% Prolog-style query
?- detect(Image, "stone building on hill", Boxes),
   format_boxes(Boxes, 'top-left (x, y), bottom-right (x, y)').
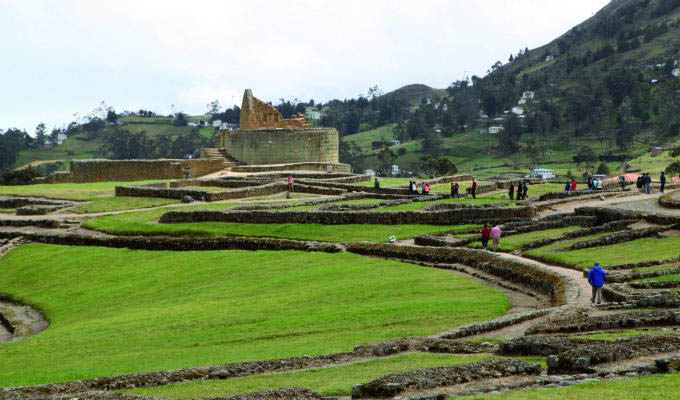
top-left (206, 89), bottom-right (348, 172)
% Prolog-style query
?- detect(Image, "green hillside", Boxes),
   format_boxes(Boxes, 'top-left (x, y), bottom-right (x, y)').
top-left (12, 116), bottom-right (214, 170)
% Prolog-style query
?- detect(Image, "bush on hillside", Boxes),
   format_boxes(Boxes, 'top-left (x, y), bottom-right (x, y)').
top-left (0, 167), bottom-right (41, 185)
top-left (596, 162), bottom-right (611, 175)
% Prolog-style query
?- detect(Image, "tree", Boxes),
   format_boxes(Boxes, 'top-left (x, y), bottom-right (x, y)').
top-left (666, 161), bottom-right (680, 177)
top-left (419, 155), bottom-right (437, 177)
top-left (35, 123), bottom-right (47, 146)
top-left (421, 131), bottom-right (443, 158)
top-left (498, 115), bottom-right (523, 153)
top-left (339, 141), bottom-right (366, 172)
top-left (596, 162), bottom-right (611, 175)
top-left (207, 100), bottom-right (221, 115)
top-left (0, 128), bottom-right (29, 170)
top-left (173, 112), bottom-right (188, 127)
top-left (106, 109), bottom-right (118, 124)
top-left (435, 158), bottom-right (457, 176)
top-left (377, 146), bottom-right (397, 175)
top-left (573, 146), bottom-right (598, 165)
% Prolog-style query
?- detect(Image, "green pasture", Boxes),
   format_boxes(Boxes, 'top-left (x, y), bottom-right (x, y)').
top-left (468, 226), bottom-right (581, 251)
top-left (69, 197), bottom-right (180, 213)
top-left (0, 181), bottom-right (168, 201)
top-left (465, 373), bottom-right (680, 399)
top-left (0, 244), bottom-right (509, 387)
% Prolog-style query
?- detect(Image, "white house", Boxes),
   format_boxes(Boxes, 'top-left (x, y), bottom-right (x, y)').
top-left (673, 68), bottom-right (680, 77)
top-left (522, 91), bottom-right (535, 100)
top-left (545, 55), bottom-right (554, 62)
top-left (56, 133), bottom-right (67, 145)
top-left (528, 168), bottom-right (555, 179)
top-left (391, 165), bottom-right (400, 176)
top-left (512, 106), bottom-right (524, 115)
top-left (388, 140), bottom-right (400, 146)
top-left (188, 122), bottom-right (199, 127)
top-left (212, 119), bottom-right (222, 128)
top-left (518, 98), bottom-right (527, 105)
top-left (487, 126), bottom-right (504, 135)
top-left (305, 109), bottom-right (321, 120)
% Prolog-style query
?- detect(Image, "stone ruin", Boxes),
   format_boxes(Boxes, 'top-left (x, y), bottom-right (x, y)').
top-left (210, 89), bottom-right (346, 170)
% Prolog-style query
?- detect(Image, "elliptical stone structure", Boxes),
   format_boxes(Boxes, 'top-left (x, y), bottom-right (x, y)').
top-left (212, 90), bottom-right (347, 171)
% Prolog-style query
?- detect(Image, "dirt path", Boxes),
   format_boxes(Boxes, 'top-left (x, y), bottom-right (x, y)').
top-left (538, 192), bottom-right (662, 217)
top-left (492, 252), bottom-right (591, 308)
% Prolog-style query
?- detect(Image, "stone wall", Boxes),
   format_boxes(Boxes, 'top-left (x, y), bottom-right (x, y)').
top-left (218, 128), bottom-right (340, 165)
top-left (231, 161), bottom-right (350, 173)
top-left (41, 159), bottom-right (225, 183)
top-left (238, 89), bottom-right (310, 130)
top-left (159, 206), bottom-right (535, 226)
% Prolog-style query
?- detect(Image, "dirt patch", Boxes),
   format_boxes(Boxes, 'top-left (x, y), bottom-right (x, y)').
top-left (0, 300), bottom-right (49, 343)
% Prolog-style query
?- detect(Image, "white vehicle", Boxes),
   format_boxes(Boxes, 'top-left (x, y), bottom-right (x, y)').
top-left (528, 168), bottom-right (556, 180)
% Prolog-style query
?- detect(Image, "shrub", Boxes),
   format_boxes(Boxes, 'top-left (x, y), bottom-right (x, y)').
top-left (0, 167), bottom-right (41, 185)
top-left (596, 162), bottom-right (611, 175)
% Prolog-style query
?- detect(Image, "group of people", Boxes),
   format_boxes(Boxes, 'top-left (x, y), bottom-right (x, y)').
top-left (480, 224), bottom-right (503, 251)
top-left (508, 181), bottom-right (529, 200)
top-left (449, 182), bottom-right (461, 198)
top-left (586, 176), bottom-right (601, 191)
top-left (403, 179), bottom-right (431, 195)
top-left (636, 172), bottom-right (667, 194)
top-left (564, 179), bottom-right (578, 192)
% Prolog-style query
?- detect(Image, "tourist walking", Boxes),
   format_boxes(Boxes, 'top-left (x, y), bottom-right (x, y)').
top-left (564, 181), bottom-right (571, 192)
top-left (421, 182), bottom-right (426, 195)
top-left (508, 182), bottom-right (515, 200)
top-left (374, 178), bottom-right (380, 194)
top-left (660, 171), bottom-right (666, 193)
top-left (516, 182), bottom-right (523, 200)
top-left (644, 173), bottom-right (652, 194)
top-left (480, 224), bottom-right (491, 250)
top-left (424, 183), bottom-right (431, 195)
top-left (490, 224), bottom-right (502, 251)
top-left (471, 178), bottom-right (477, 199)
top-left (619, 175), bottom-right (626, 190)
top-left (411, 180), bottom-right (418, 195)
top-left (450, 182), bottom-right (455, 197)
top-left (592, 177), bottom-right (598, 191)
top-left (636, 175), bottom-right (643, 192)
top-left (453, 182), bottom-right (460, 198)
top-left (588, 262), bottom-right (607, 305)
top-left (287, 175), bottom-right (294, 192)
top-left (571, 179), bottom-right (577, 191)
top-left (522, 181), bottom-right (528, 199)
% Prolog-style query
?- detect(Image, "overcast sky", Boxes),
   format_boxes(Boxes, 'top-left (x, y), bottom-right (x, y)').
top-left (0, 0), bottom-right (609, 133)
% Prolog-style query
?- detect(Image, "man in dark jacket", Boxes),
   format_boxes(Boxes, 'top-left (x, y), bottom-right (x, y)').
top-left (508, 182), bottom-right (515, 200)
top-left (645, 173), bottom-right (652, 194)
top-left (660, 172), bottom-right (666, 193)
top-left (588, 262), bottom-right (606, 305)
top-left (522, 182), bottom-right (528, 199)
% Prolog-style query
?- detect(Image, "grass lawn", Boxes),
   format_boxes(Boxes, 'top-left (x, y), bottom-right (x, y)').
top-left (69, 196), bottom-right (180, 213)
top-left (636, 273), bottom-right (680, 283)
top-left (280, 198), bottom-right (385, 212)
top-left (127, 354), bottom-right (543, 398)
top-left (468, 226), bottom-right (581, 251)
top-left (524, 233), bottom-right (612, 258)
top-left (633, 263), bottom-right (680, 273)
top-left (0, 244), bottom-right (509, 387)
top-left (531, 236), bottom-right (680, 269)
top-left (376, 195), bottom-right (513, 212)
top-left (464, 373), bottom-right (680, 399)
top-left (0, 181), bottom-right (168, 201)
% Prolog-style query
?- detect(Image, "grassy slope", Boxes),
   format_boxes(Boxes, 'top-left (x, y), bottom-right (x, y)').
top-left (465, 373), bottom-right (680, 399)
top-left (69, 197), bottom-right (180, 213)
top-left (342, 124), bottom-right (397, 152)
top-left (530, 235), bottom-right (680, 268)
top-left (13, 121), bottom-right (214, 169)
top-left (128, 353), bottom-right (543, 398)
top-left (0, 244), bottom-right (509, 387)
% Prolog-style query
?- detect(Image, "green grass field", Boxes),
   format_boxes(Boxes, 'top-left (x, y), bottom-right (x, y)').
top-left (465, 373), bottom-right (680, 399)
top-left (529, 235), bottom-right (680, 268)
top-left (0, 244), bottom-right (509, 387)
top-left (524, 232), bottom-right (617, 258)
top-left (576, 331), bottom-right (680, 340)
top-left (127, 353), bottom-right (544, 398)
top-left (0, 181), bottom-right (168, 201)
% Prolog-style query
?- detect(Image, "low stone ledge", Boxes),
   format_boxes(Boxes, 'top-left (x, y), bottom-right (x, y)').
top-left (569, 227), bottom-right (667, 251)
top-left (659, 191), bottom-right (680, 209)
top-left (218, 388), bottom-right (325, 400)
top-left (159, 206), bottom-right (535, 226)
top-left (603, 266), bottom-right (680, 283)
top-left (353, 337), bottom-right (495, 357)
top-left (547, 334), bottom-right (680, 373)
top-left (0, 219), bottom-right (61, 229)
top-left (0, 196), bottom-right (73, 209)
top-left (435, 309), bottom-right (551, 339)
top-left (499, 336), bottom-right (601, 356)
top-left (351, 359), bottom-right (541, 398)
top-left (603, 285), bottom-right (680, 307)
top-left (576, 206), bottom-right (680, 226)
top-left (630, 279), bottom-right (680, 289)
top-left (527, 310), bottom-right (680, 334)
top-left (0, 310), bottom-right (16, 335)
top-left (0, 231), bottom-right (343, 253)
top-left (15, 205), bottom-right (66, 215)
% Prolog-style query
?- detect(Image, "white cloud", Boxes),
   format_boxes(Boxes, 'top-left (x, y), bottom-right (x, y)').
top-left (0, 0), bottom-right (609, 131)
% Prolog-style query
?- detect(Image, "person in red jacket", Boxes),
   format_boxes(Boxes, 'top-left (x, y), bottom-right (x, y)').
top-left (571, 179), bottom-right (577, 191)
top-left (480, 224), bottom-right (491, 250)
top-left (471, 178), bottom-right (477, 199)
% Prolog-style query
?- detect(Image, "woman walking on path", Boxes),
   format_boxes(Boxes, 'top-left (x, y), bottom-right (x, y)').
top-left (490, 224), bottom-right (502, 251)
top-left (571, 179), bottom-right (577, 191)
top-left (471, 178), bottom-right (477, 199)
top-left (287, 175), bottom-right (294, 192)
top-left (480, 224), bottom-right (491, 250)
top-left (508, 182), bottom-right (515, 200)
top-left (516, 182), bottom-right (523, 200)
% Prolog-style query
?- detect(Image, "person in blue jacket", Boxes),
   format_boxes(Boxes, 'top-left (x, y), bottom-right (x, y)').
top-left (588, 262), bottom-right (607, 305)
top-left (564, 181), bottom-right (571, 192)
